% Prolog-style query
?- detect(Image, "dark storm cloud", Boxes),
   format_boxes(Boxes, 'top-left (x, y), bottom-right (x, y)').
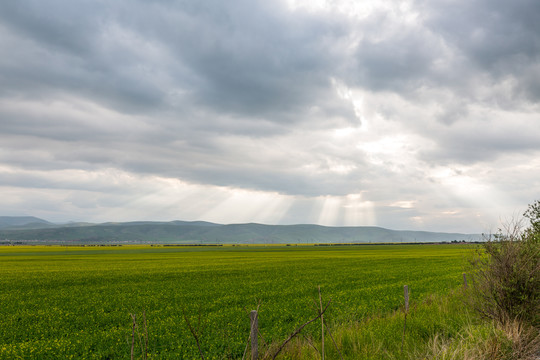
top-left (425, 0), bottom-right (540, 70)
top-left (0, 0), bottom-right (355, 122)
top-left (352, 11), bottom-right (445, 92)
top-left (0, 0), bottom-right (362, 196)
top-left (145, 0), bottom-right (357, 123)
top-left (0, 1), bottom-right (188, 114)
top-left (351, 0), bottom-right (540, 110)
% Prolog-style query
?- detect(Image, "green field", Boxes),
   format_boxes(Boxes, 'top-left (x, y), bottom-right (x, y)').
top-left (0, 244), bottom-right (473, 359)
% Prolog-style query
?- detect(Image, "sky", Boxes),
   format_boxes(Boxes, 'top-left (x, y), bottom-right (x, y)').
top-left (0, 0), bottom-right (539, 233)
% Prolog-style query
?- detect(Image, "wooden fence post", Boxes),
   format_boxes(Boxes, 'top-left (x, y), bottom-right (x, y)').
top-left (318, 285), bottom-right (325, 360)
top-left (463, 273), bottom-right (468, 288)
top-left (403, 285), bottom-right (409, 312)
top-left (250, 310), bottom-right (258, 360)
top-left (130, 314), bottom-right (136, 360)
top-left (401, 285), bottom-right (409, 355)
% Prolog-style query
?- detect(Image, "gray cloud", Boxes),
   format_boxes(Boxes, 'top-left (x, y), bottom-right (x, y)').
top-left (423, 0), bottom-right (540, 106)
top-left (0, 0), bottom-right (539, 231)
top-left (425, 0), bottom-right (540, 67)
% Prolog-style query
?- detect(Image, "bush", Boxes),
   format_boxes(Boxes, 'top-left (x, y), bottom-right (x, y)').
top-left (470, 201), bottom-right (540, 328)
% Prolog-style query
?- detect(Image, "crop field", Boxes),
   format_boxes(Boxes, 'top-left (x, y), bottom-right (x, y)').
top-left (0, 244), bottom-right (473, 359)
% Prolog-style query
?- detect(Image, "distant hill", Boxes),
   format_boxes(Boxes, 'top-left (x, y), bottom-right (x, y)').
top-left (0, 219), bottom-right (481, 245)
top-left (0, 216), bottom-right (54, 230)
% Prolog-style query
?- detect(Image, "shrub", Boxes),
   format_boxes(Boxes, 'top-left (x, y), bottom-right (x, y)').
top-left (469, 201), bottom-right (540, 328)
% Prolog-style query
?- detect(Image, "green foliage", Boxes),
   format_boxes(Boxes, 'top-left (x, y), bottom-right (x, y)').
top-left (0, 244), bottom-right (470, 359)
top-left (524, 199), bottom-right (540, 243)
top-left (470, 201), bottom-right (540, 328)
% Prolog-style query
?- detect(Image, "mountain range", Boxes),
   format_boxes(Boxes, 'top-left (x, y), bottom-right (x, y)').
top-left (0, 216), bottom-right (481, 245)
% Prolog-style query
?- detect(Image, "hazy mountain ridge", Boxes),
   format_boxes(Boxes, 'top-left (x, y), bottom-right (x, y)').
top-left (0, 216), bottom-right (55, 230)
top-left (0, 216), bottom-right (481, 244)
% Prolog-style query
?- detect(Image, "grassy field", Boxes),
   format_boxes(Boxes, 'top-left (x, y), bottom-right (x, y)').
top-left (0, 244), bottom-right (474, 359)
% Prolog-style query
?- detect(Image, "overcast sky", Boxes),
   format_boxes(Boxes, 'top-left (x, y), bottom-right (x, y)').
top-left (1, 0), bottom-right (539, 233)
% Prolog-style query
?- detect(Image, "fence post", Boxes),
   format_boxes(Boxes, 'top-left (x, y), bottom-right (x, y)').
top-left (403, 285), bottom-right (409, 312)
top-left (318, 285), bottom-right (325, 360)
top-left (463, 273), bottom-right (468, 288)
top-left (250, 310), bottom-right (258, 360)
top-left (401, 285), bottom-right (409, 355)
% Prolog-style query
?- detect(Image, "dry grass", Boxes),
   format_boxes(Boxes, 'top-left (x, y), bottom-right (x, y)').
top-left (419, 319), bottom-right (540, 360)
top-left (498, 319), bottom-right (540, 360)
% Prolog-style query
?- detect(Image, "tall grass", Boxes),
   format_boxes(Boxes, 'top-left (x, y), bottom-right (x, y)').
top-left (274, 201), bottom-right (540, 359)
top-left (271, 288), bottom-right (539, 359)
top-left (269, 289), bottom-right (471, 359)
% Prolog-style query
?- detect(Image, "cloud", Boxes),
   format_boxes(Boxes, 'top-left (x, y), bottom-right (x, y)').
top-left (0, 0), bottom-right (539, 232)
